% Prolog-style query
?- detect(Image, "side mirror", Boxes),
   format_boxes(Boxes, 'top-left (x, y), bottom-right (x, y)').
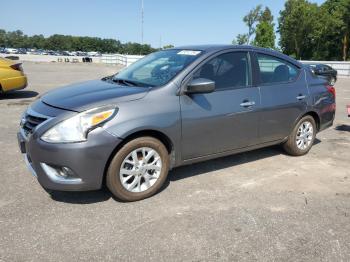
top-left (185, 78), bottom-right (215, 94)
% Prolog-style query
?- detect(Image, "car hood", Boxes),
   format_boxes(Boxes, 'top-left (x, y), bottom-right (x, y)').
top-left (41, 79), bottom-right (150, 112)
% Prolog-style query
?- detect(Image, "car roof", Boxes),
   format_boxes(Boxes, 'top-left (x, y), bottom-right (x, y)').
top-left (174, 44), bottom-right (252, 52)
top-left (172, 44), bottom-right (302, 67)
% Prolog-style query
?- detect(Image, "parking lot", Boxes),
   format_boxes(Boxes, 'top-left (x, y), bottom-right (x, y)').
top-left (0, 62), bottom-right (349, 261)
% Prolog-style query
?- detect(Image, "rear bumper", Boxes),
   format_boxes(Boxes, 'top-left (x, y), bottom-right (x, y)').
top-left (18, 128), bottom-right (122, 191)
top-left (2, 75), bottom-right (27, 92)
top-left (318, 102), bottom-right (336, 132)
top-left (319, 119), bottom-right (334, 132)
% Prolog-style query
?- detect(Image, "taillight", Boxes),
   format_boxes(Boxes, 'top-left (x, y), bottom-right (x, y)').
top-left (10, 63), bottom-right (23, 72)
top-left (326, 85), bottom-right (335, 97)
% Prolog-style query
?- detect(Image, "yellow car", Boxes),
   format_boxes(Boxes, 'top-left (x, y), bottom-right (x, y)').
top-left (0, 57), bottom-right (27, 93)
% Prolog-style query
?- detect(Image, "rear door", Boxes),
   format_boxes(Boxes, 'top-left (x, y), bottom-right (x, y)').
top-left (180, 51), bottom-right (261, 160)
top-left (254, 52), bottom-right (308, 143)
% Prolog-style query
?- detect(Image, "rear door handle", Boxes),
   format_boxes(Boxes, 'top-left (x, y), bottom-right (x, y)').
top-left (240, 101), bottom-right (255, 107)
top-left (296, 95), bottom-right (306, 100)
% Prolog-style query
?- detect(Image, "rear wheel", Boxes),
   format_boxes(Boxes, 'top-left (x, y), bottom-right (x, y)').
top-left (106, 137), bottom-right (169, 201)
top-left (283, 115), bottom-right (316, 156)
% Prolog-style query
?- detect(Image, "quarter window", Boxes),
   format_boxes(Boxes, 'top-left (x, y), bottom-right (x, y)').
top-left (193, 52), bottom-right (251, 90)
top-left (257, 53), bottom-right (299, 85)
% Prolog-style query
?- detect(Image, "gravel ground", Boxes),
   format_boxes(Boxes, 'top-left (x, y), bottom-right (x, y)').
top-left (0, 62), bottom-right (349, 262)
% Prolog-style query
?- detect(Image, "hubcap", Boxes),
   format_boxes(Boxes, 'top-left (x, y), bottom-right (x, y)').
top-left (296, 121), bottom-right (314, 150)
top-left (119, 147), bottom-right (162, 193)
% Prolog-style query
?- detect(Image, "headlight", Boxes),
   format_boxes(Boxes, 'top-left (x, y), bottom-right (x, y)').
top-left (41, 105), bottom-right (117, 143)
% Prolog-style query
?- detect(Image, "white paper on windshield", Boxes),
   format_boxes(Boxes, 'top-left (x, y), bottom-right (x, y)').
top-left (177, 50), bottom-right (201, 56)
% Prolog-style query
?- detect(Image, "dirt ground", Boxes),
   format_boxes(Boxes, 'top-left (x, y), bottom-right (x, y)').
top-left (0, 62), bottom-right (349, 261)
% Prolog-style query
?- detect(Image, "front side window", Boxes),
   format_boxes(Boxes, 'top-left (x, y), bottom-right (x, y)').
top-left (113, 49), bottom-right (202, 87)
top-left (193, 52), bottom-right (251, 90)
top-left (257, 53), bottom-right (299, 85)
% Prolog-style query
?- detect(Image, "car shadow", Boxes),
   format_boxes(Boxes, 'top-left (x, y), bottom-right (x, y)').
top-left (48, 187), bottom-right (112, 204)
top-left (49, 140), bottom-right (322, 204)
top-left (0, 90), bottom-right (38, 100)
top-left (335, 124), bottom-right (350, 132)
top-left (169, 145), bottom-right (283, 182)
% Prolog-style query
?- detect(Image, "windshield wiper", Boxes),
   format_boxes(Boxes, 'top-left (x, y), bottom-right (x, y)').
top-left (101, 75), bottom-right (113, 81)
top-left (112, 78), bottom-right (140, 87)
top-left (112, 78), bottom-right (155, 88)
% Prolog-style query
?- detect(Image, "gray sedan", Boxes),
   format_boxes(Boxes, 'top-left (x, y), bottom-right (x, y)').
top-left (18, 45), bottom-right (336, 201)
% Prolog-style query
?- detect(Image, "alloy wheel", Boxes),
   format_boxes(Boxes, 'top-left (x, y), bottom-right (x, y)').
top-left (296, 121), bottom-right (314, 150)
top-left (119, 147), bottom-right (162, 193)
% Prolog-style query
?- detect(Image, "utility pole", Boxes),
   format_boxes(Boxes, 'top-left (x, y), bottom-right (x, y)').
top-left (141, 0), bottom-right (144, 45)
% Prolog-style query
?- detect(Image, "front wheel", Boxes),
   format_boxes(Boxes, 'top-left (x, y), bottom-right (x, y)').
top-left (106, 137), bottom-right (170, 202)
top-left (283, 116), bottom-right (316, 156)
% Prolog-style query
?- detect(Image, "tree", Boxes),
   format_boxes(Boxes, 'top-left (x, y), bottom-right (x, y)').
top-left (321, 0), bottom-right (350, 61)
top-left (254, 7), bottom-right (275, 48)
top-left (163, 44), bottom-right (174, 49)
top-left (5, 30), bottom-right (26, 48)
top-left (278, 0), bottom-right (319, 59)
top-left (233, 34), bottom-right (249, 45)
top-left (0, 29), bottom-right (157, 55)
top-left (27, 34), bottom-right (46, 49)
top-left (243, 5), bottom-right (262, 44)
top-left (232, 5), bottom-right (263, 46)
top-left (0, 29), bottom-right (6, 47)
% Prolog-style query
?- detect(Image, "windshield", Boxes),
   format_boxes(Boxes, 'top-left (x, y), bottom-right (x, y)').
top-left (113, 49), bottom-right (202, 87)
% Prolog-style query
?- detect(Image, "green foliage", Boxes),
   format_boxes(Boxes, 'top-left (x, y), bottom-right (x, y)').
top-left (232, 34), bottom-right (249, 45)
top-left (233, 0), bottom-right (349, 60)
top-left (278, 0), bottom-right (319, 59)
top-left (233, 6), bottom-right (276, 48)
top-left (254, 7), bottom-right (275, 48)
top-left (279, 0), bottom-right (350, 60)
top-left (162, 44), bottom-right (174, 49)
top-left (254, 22), bottom-right (275, 49)
top-left (260, 7), bottom-right (273, 23)
top-left (0, 29), bottom-right (156, 55)
top-left (321, 0), bottom-right (350, 61)
top-left (243, 5), bottom-right (262, 44)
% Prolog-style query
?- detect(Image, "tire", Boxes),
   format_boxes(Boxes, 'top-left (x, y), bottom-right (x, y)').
top-left (283, 115), bottom-right (316, 156)
top-left (106, 137), bottom-right (170, 202)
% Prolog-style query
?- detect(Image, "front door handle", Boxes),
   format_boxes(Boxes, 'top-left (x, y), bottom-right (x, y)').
top-left (240, 101), bottom-right (255, 107)
top-left (296, 95), bottom-right (306, 100)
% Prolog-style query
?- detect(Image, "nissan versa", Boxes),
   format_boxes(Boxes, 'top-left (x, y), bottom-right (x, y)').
top-left (17, 45), bottom-right (336, 201)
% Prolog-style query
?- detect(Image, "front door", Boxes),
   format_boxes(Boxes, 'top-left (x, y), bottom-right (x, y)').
top-left (180, 51), bottom-right (261, 160)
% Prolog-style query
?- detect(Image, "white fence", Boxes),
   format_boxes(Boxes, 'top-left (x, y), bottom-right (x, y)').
top-left (100, 54), bottom-right (144, 67)
top-left (0, 54), bottom-right (102, 63)
top-left (0, 53), bottom-right (143, 66)
top-left (300, 61), bottom-right (350, 77)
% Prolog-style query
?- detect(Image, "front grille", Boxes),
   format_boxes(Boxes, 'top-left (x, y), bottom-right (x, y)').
top-left (22, 113), bottom-right (47, 137)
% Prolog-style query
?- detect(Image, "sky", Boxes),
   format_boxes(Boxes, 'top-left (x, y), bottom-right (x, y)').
top-left (2, 0), bottom-right (325, 48)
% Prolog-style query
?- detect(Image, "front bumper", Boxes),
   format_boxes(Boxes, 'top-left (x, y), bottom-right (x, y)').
top-left (18, 127), bottom-right (122, 191)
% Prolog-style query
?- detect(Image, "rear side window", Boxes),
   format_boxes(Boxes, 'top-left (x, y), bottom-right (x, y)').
top-left (193, 52), bottom-right (251, 90)
top-left (257, 53), bottom-right (299, 85)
